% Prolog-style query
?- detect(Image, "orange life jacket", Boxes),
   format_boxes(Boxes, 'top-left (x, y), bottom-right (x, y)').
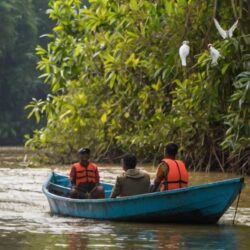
top-left (74, 162), bottom-right (99, 186)
top-left (160, 159), bottom-right (188, 191)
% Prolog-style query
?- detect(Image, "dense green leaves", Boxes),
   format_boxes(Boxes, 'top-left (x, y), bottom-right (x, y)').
top-left (26, 0), bottom-right (249, 173)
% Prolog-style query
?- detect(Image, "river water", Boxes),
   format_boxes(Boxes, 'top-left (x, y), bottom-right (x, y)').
top-left (0, 150), bottom-right (249, 249)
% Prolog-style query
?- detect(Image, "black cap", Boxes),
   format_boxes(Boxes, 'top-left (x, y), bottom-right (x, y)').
top-left (78, 147), bottom-right (90, 154)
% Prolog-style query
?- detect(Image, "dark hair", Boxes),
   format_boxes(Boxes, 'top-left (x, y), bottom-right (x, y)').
top-left (78, 147), bottom-right (90, 154)
top-left (165, 143), bottom-right (179, 156)
top-left (123, 154), bottom-right (137, 169)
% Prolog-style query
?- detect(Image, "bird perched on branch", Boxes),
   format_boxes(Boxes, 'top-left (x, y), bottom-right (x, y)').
top-left (179, 41), bottom-right (190, 66)
top-left (208, 44), bottom-right (220, 65)
top-left (213, 18), bottom-right (238, 39)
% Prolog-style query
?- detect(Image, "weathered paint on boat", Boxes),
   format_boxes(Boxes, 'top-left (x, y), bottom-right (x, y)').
top-left (42, 172), bottom-right (244, 224)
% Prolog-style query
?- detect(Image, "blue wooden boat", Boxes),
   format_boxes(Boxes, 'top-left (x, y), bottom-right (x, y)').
top-left (42, 172), bottom-right (244, 224)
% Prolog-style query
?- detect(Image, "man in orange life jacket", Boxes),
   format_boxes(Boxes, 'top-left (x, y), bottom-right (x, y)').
top-left (69, 147), bottom-right (104, 199)
top-left (151, 143), bottom-right (188, 192)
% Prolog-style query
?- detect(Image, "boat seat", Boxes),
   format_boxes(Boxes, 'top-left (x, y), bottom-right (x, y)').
top-left (47, 182), bottom-right (71, 197)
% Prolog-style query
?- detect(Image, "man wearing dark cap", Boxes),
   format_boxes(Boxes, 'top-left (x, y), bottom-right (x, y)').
top-left (69, 147), bottom-right (104, 199)
top-left (151, 143), bottom-right (188, 192)
top-left (110, 154), bottom-right (150, 198)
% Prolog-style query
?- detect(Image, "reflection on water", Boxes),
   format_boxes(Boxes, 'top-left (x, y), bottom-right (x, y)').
top-left (179, 226), bottom-right (238, 249)
top-left (0, 159), bottom-right (249, 249)
top-left (0, 223), bottom-right (249, 250)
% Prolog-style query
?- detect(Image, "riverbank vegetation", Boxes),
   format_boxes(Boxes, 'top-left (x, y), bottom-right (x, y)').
top-left (25, 0), bottom-right (249, 174)
top-left (0, 0), bottom-right (52, 144)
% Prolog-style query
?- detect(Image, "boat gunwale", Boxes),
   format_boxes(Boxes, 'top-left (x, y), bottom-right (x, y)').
top-left (42, 172), bottom-right (244, 204)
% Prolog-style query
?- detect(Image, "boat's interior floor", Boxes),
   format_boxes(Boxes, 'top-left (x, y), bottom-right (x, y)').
top-left (47, 182), bottom-right (111, 199)
top-left (48, 182), bottom-right (71, 198)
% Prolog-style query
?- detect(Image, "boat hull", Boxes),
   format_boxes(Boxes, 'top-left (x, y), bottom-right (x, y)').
top-left (43, 173), bottom-right (244, 224)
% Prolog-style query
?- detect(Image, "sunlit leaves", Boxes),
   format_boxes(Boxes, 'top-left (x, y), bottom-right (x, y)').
top-left (25, 0), bottom-right (250, 171)
top-left (129, 0), bottom-right (139, 11)
top-left (125, 53), bottom-right (140, 69)
top-left (101, 113), bottom-right (108, 123)
top-left (26, 99), bottom-right (46, 123)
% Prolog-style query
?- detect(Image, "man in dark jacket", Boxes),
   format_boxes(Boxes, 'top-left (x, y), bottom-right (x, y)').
top-left (110, 154), bottom-right (150, 198)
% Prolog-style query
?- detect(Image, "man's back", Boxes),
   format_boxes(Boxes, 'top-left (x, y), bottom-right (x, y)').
top-left (111, 169), bottom-right (150, 197)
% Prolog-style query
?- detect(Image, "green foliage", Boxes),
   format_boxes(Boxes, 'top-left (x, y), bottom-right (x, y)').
top-left (224, 71), bottom-right (250, 148)
top-left (0, 0), bottom-right (52, 145)
top-left (26, 0), bottom-right (249, 173)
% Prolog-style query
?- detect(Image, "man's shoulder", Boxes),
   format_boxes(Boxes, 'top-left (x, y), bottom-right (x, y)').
top-left (114, 174), bottom-right (125, 185)
top-left (156, 161), bottom-right (169, 177)
top-left (157, 161), bottom-right (169, 169)
top-left (89, 162), bottom-right (98, 168)
top-left (117, 173), bottom-right (126, 179)
top-left (70, 163), bottom-right (77, 170)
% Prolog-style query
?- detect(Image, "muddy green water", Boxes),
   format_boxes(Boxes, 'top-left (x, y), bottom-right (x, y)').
top-left (0, 150), bottom-right (249, 249)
